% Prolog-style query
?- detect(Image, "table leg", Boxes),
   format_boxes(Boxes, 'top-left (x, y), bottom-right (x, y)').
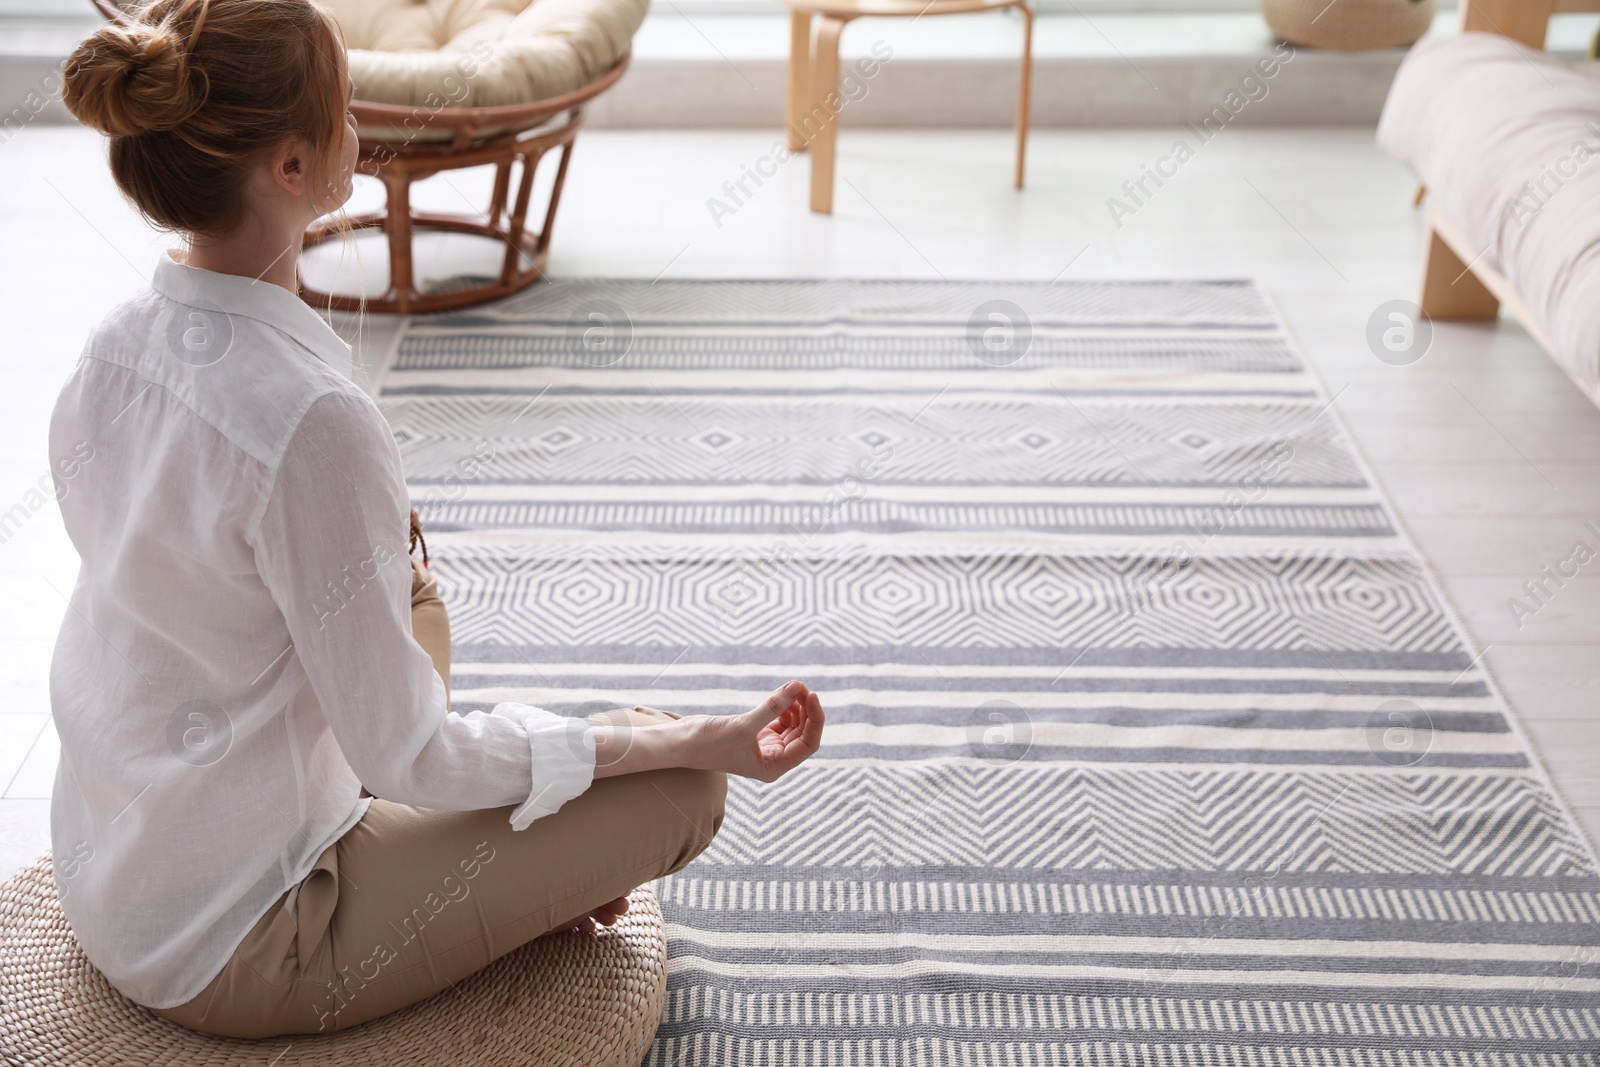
top-left (786, 9), bottom-right (812, 152)
top-left (809, 15), bottom-right (845, 214)
top-left (1014, 0), bottom-right (1034, 190)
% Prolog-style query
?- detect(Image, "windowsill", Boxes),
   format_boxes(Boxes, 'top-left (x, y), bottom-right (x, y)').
top-left (0, 15), bottom-right (91, 55)
top-left (3, 10), bottom-right (1596, 61)
top-left (634, 10), bottom-right (1597, 60)
top-left (5, 8), bottom-right (1594, 130)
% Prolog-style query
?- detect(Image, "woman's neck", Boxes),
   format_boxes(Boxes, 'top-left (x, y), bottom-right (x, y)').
top-left (184, 216), bottom-right (306, 294)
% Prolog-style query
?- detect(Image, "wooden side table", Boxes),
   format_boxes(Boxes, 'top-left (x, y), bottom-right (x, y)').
top-left (779, 0), bottom-right (1034, 213)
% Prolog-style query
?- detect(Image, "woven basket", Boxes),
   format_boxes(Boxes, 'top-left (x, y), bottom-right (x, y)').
top-left (1261, 0), bottom-right (1434, 50)
top-left (0, 853), bottom-right (668, 1067)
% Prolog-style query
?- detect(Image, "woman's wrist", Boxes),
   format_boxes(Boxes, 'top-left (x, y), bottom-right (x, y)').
top-left (588, 715), bottom-right (702, 779)
top-left (583, 682), bottom-right (821, 783)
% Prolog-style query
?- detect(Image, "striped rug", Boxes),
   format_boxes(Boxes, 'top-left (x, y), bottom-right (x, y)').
top-left (381, 280), bottom-right (1600, 1066)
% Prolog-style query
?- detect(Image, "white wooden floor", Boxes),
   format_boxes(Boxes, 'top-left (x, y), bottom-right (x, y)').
top-left (2, 125), bottom-right (1596, 880)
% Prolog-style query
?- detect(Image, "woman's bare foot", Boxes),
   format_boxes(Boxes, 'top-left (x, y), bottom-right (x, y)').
top-left (547, 894), bottom-right (630, 936)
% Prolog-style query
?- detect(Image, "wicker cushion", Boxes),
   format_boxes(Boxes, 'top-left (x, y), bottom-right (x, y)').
top-left (329, 0), bottom-right (647, 110)
top-left (0, 852), bottom-right (668, 1066)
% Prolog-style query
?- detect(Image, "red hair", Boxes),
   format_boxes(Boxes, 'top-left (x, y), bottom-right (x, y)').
top-left (63, 0), bottom-right (347, 237)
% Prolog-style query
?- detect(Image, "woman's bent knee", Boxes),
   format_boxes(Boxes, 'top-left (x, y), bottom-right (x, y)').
top-left (580, 708), bottom-right (727, 872)
top-left (646, 765), bottom-right (727, 875)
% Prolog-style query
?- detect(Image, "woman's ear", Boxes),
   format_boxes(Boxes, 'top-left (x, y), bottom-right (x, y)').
top-left (265, 138), bottom-right (314, 199)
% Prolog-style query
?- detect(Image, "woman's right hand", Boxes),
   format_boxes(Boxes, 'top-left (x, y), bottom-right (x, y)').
top-left (588, 680), bottom-right (825, 782)
top-left (686, 680), bottom-right (825, 782)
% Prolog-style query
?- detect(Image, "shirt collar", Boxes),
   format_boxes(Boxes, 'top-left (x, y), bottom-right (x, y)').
top-left (152, 249), bottom-right (354, 380)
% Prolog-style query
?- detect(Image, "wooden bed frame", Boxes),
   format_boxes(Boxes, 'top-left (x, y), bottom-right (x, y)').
top-left (1419, 0), bottom-right (1600, 340)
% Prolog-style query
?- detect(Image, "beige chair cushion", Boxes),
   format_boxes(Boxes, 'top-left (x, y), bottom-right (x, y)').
top-left (329, 0), bottom-right (647, 111)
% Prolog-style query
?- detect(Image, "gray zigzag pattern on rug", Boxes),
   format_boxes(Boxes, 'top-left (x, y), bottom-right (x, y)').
top-left (698, 766), bottom-right (1584, 877)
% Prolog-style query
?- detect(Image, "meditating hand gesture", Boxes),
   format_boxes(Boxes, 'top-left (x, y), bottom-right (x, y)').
top-left (587, 680), bottom-right (825, 782)
top-left (550, 683), bottom-right (822, 936)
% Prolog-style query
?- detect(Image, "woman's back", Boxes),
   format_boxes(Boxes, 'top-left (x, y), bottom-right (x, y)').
top-left (49, 252), bottom-right (373, 1009)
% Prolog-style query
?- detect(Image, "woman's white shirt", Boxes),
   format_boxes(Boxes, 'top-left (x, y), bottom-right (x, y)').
top-left (47, 250), bottom-right (596, 1010)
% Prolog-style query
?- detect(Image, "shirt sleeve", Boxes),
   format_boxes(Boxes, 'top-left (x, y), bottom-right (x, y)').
top-left (251, 388), bottom-right (595, 830)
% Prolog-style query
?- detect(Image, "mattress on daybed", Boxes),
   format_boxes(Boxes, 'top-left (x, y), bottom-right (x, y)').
top-left (1379, 32), bottom-right (1600, 403)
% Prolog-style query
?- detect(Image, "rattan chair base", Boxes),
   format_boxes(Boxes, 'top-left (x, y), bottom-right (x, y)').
top-left (299, 108), bottom-right (586, 315)
top-left (0, 852), bottom-right (668, 1067)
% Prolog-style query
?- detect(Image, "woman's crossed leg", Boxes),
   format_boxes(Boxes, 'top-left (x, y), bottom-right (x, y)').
top-left (154, 705), bottom-right (725, 1038)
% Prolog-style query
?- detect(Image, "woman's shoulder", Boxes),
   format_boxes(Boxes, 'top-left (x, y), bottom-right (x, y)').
top-left (71, 285), bottom-right (381, 474)
top-left (290, 379), bottom-right (388, 442)
top-left (80, 287), bottom-right (167, 356)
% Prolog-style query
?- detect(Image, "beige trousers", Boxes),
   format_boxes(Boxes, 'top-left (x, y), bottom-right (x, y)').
top-left (153, 559), bottom-right (727, 1039)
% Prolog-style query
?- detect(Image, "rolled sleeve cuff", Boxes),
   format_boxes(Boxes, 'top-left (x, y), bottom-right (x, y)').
top-left (490, 702), bottom-right (597, 831)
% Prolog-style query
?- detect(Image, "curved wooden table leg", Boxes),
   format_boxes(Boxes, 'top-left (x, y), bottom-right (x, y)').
top-left (787, 9), bottom-right (813, 152)
top-left (809, 14), bottom-right (847, 214)
top-left (1014, 0), bottom-right (1033, 189)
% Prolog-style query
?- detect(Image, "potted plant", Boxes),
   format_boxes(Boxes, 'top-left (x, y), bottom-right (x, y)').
top-left (1262, 0), bottom-right (1434, 50)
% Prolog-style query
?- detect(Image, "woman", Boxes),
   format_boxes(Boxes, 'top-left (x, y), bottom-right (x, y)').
top-left (51, 0), bottom-right (824, 1039)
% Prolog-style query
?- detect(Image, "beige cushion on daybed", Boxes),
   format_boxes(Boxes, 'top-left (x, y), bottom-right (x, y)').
top-left (1379, 33), bottom-right (1600, 404)
top-left (329, 0), bottom-right (648, 110)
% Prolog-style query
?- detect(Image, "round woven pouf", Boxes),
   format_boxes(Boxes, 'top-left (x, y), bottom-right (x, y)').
top-left (0, 853), bottom-right (668, 1067)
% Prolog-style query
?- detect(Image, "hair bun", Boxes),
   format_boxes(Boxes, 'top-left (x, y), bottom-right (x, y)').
top-left (63, 23), bottom-right (208, 138)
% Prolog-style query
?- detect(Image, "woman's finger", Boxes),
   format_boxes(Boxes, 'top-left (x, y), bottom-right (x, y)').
top-left (753, 680), bottom-right (807, 725)
top-left (768, 697), bottom-right (820, 772)
top-left (769, 694), bottom-right (815, 751)
top-left (802, 692), bottom-right (825, 751)
top-left (774, 703), bottom-right (803, 740)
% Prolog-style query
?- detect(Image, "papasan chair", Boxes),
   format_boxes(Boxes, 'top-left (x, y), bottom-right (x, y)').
top-left (92, 0), bottom-right (648, 313)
